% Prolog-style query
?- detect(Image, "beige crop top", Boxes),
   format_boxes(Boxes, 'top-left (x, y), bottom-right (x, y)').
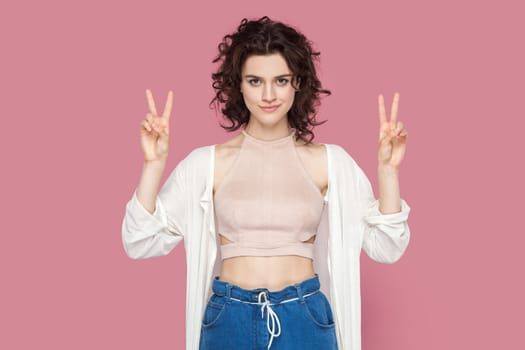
top-left (213, 128), bottom-right (325, 260)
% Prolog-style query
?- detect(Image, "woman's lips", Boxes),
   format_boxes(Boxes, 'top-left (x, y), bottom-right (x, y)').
top-left (260, 105), bottom-right (281, 112)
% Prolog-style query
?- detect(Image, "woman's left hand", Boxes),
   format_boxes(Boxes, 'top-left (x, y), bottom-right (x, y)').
top-left (377, 92), bottom-right (408, 169)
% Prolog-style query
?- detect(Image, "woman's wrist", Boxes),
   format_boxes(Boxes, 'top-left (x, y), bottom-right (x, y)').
top-left (378, 163), bottom-right (399, 176)
top-left (144, 158), bottom-right (167, 169)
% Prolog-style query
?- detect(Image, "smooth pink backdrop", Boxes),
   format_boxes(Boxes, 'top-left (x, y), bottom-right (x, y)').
top-left (2, 0), bottom-right (523, 349)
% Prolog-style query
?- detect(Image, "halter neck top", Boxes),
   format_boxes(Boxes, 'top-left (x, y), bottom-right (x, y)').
top-left (213, 128), bottom-right (325, 260)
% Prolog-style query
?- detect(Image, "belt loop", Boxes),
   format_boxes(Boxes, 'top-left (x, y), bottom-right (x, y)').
top-left (295, 283), bottom-right (305, 304)
top-left (225, 283), bottom-right (232, 304)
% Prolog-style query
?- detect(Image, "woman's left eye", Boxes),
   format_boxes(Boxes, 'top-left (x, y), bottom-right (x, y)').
top-left (277, 78), bottom-right (289, 85)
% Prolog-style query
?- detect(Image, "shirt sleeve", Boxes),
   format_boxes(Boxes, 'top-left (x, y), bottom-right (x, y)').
top-left (357, 165), bottom-right (412, 264)
top-left (121, 160), bottom-right (187, 260)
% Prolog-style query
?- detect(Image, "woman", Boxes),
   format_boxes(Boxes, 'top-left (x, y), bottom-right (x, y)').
top-left (122, 16), bottom-right (411, 350)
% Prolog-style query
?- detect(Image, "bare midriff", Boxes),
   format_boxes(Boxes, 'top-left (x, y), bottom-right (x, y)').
top-left (218, 234), bottom-right (317, 292)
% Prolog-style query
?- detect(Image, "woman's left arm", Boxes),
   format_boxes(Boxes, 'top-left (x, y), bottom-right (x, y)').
top-left (360, 92), bottom-right (411, 263)
top-left (377, 92), bottom-right (408, 214)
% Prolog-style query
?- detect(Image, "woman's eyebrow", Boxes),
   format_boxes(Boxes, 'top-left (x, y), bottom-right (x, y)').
top-left (244, 74), bottom-right (294, 79)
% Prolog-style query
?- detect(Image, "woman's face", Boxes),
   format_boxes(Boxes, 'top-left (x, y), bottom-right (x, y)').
top-left (240, 53), bottom-right (298, 128)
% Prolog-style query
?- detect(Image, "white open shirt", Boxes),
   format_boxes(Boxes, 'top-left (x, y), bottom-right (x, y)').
top-left (122, 143), bottom-right (411, 350)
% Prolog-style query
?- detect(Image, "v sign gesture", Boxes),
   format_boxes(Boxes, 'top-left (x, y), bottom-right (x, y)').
top-left (378, 93), bottom-right (408, 170)
top-left (140, 89), bottom-right (173, 163)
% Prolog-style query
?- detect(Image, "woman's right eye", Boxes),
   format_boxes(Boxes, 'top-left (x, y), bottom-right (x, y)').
top-left (248, 79), bottom-right (260, 86)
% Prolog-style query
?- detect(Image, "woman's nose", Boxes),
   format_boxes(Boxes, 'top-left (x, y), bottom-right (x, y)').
top-left (262, 84), bottom-right (276, 102)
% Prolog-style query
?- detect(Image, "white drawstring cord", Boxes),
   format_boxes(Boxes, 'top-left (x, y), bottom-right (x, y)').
top-left (258, 291), bottom-right (281, 349)
top-left (228, 290), bottom-right (319, 349)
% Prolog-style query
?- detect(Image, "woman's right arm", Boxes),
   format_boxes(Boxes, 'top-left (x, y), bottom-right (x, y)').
top-left (136, 159), bottom-right (167, 215)
top-left (121, 89), bottom-right (186, 260)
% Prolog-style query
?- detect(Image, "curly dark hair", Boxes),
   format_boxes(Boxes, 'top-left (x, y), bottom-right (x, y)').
top-left (209, 16), bottom-right (331, 144)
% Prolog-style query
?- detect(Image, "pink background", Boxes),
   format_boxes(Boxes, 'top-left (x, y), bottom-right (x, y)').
top-left (1, 0), bottom-right (523, 349)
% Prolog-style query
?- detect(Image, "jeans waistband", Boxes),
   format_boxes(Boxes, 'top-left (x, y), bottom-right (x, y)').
top-left (211, 273), bottom-right (320, 304)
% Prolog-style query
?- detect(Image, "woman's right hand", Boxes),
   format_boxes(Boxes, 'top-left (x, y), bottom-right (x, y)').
top-left (140, 89), bottom-right (173, 163)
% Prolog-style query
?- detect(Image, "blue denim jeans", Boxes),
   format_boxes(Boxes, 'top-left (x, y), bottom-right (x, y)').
top-left (199, 273), bottom-right (338, 350)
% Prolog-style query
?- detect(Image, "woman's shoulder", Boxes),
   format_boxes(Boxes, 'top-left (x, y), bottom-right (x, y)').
top-left (172, 144), bottom-right (214, 172)
top-left (214, 132), bottom-right (244, 159)
top-left (323, 143), bottom-right (352, 160)
top-left (323, 143), bottom-right (367, 179)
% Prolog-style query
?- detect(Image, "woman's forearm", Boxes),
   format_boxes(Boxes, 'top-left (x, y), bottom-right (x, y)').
top-left (136, 160), bottom-right (167, 214)
top-left (377, 164), bottom-right (401, 214)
